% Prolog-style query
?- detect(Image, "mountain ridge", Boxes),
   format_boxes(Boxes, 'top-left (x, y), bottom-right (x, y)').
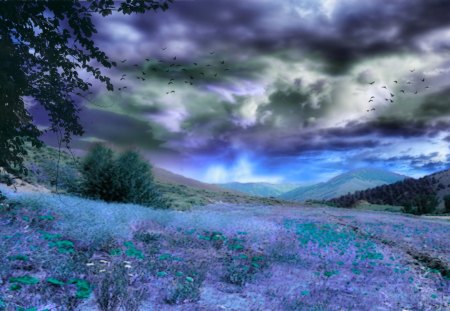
top-left (280, 168), bottom-right (407, 202)
top-left (217, 182), bottom-right (301, 197)
top-left (328, 168), bottom-right (450, 212)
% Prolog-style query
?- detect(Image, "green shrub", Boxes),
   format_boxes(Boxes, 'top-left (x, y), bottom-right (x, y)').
top-left (92, 265), bottom-right (128, 311)
top-left (444, 195), bottom-right (450, 213)
top-left (80, 144), bottom-right (116, 202)
top-left (113, 150), bottom-right (165, 207)
top-left (80, 144), bottom-right (166, 208)
top-left (0, 191), bottom-right (6, 202)
top-left (0, 172), bottom-right (14, 186)
top-left (165, 275), bottom-right (202, 304)
top-left (402, 195), bottom-right (438, 215)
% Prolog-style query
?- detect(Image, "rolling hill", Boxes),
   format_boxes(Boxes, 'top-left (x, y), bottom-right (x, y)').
top-left (328, 168), bottom-right (450, 213)
top-left (217, 182), bottom-right (300, 197)
top-left (280, 168), bottom-right (407, 202)
top-left (153, 167), bottom-right (230, 193)
top-left (1, 144), bottom-right (290, 210)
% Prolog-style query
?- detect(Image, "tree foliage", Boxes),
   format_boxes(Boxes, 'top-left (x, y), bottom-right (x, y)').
top-left (444, 195), bottom-right (450, 213)
top-left (81, 144), bottom-right (166, 207)
top-left (80, 144), bottom-right (116, 201)
top-left (327, 176), bottom-right (439, 214)
top-left (0, 0), bottom-right (173, 173)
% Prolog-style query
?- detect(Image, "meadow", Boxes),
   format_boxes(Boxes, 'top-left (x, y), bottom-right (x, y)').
top-left (0, 186), bottom-right (448, 310)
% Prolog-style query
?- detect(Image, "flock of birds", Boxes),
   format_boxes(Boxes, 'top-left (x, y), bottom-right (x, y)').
top-left (365, 69), bottom-right (430, 112)
top-left (113, 48), bottom-right (232, 95)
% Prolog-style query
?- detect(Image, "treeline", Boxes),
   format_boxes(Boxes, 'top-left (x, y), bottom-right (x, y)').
top-left (327, 176), bottom-right (438, 214)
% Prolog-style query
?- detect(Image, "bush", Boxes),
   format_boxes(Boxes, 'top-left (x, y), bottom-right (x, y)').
top-left (80, 144), bottom-right (166, 208)
top-left (0, 172), bottom-right (14, 186)
top-left (444, 195), bottom-right (450, 213)
top-left (81, 144), bottom-right (116, 202)
top-left (0, 191), bottom-right (6, 202)
top-left (113, 151), bottom-right (165, 207)
top-left (164, 268), bottom-right (205, 305)
top-left (402, 195), bottom-right (438, 215)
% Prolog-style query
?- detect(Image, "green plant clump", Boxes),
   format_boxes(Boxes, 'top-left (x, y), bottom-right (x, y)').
top-left (80, 144), bottom-right (167, 208)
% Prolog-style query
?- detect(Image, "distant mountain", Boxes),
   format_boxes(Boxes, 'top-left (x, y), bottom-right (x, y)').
top-left (328, 168), bottom-right (450, 213)
top-left (217, 182), bottom-right (300, 197)
top-left (152, 167), bottom-right (289, 209)
top-left (280, 168), bottom-right (407, 202)
top-left (153, 167), bottom-right (230, 193)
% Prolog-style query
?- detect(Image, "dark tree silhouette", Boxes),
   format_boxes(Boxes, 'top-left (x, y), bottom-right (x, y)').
top-left (0, 0), bottom-right (173, 173)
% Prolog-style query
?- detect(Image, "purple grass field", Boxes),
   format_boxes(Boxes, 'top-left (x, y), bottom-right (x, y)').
top-left (0, 190), bottom-right (449, 310)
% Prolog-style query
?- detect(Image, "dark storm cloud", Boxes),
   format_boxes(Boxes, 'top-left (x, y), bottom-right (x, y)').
top-left (178, 113), bottom-right (450, 159)
top-left (418, 88), bottom-right (450, 117)
top-left (328, 118), bottom-right (450, 139)
top-left (68, 0), bottom-right (450, 182)
top-left (363, 152), bottom-right (448, 173)
top-left (257, 87), bottom-right (332, 127)
top-left (93, 0), bottom-right (450, 74)
top-left (77, 108), bottom-right (167, 151)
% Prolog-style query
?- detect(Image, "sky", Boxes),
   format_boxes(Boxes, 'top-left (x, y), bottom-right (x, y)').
top-left (37, 0), bottom-right (450, 184)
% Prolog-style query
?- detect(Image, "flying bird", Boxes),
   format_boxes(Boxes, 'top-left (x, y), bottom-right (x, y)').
top-left (400, 90), bottom-right (405, 93)
top-left (161, 47), bottom-right (167, 50)
top-left (382, 86), bottom-right (387, 89)
top-left (394, 80), bottom-right (398, 83)
top-left (410, 69), bottom-right (415, 72)
top-left (390, 93), bottom-right (394, 97)
top-left (421, 78), bottom-right (425, 82)
top-left (369, 81), bottom-right (375, 85)
top-left (120, 59), bottom-right (127, 63)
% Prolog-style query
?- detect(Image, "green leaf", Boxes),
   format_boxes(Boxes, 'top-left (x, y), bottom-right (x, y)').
top-left (156, 271), bottom-right (167, 277)
top-left (7, 254), bottom-right (28, 261)
top-left (46, 278), bottom-right (65, 286)
top-left (185, 276), bottom-right (194, 283)
top-left (9, 284), bottom-right (22, 291)
top-left (9, 275), bottom-right (39, 285)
